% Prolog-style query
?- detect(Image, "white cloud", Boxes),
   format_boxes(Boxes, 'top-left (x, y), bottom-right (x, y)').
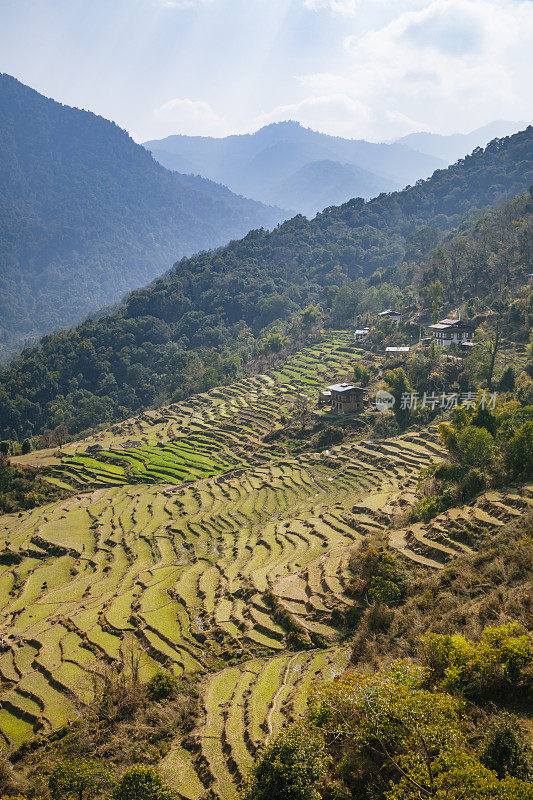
top-left (154, 98), bottom-right (228, 136)
top-left (296, 0), bottom-right (533, 137)
top-left (302, 0), bottom-right (422, 15)
top-left (155, 0), bottom-right (213, 7)
top-left (303, 0), bottom-right (364, 12)
top-left (254, 94), bottom-right (425, 140)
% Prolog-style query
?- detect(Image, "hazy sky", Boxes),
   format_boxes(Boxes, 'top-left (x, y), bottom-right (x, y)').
top-left (1, 0), bottom-right (532, 142)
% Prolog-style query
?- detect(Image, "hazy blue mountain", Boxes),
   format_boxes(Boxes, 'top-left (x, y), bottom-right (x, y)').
top-left (144, 121), bottom-right (443, 212)
top-left (274, 159), bottom-right (396, 216)
top-left (397, 120), bottom-right (527, 163)
top-left (0, 74), bottom-right (285, 358)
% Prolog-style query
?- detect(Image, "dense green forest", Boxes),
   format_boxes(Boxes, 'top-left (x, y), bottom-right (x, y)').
top-left (0, 74), bottom-right (284, 358)
top-left (1, 127), bottom-right (532, 440)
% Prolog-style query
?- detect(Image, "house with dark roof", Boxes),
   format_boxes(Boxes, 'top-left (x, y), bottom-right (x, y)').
top-left (427, 318), bottom-right (475, 347)
top-left (325, 383), bottom-right (368, 413)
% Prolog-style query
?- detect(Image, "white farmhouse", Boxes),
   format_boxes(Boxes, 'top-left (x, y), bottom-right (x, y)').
top-left (428, 318), bottom-right (475, 346)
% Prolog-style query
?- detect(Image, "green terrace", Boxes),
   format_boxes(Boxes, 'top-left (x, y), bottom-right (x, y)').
top-left (0, 428), bottom-right (445, 749)
top-left (42, 331), bottom-right (369, 490)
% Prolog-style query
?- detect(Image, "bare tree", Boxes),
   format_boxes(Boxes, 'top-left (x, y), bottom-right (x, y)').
top-left (53, 423), bottom-right (68, 449)
top-left (41, 428), bottom-right (54, 448)
top-left (123, 632), bottom-right (142, 686)
top-left (487, 324), bottom-right (501, 390)
top-left (293, 393), bottom-right (312, 432)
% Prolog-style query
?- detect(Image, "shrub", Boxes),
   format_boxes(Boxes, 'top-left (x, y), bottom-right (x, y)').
top-left (422, 623), bottom-right (533, 700)
top-left (384, 368), bottom-right (413, 426)
top-left (434, 461), bottom-right (465, 482)
top-left (498, 366), bottom-right (516, 393)
top-left (0, 456), bottom-right (67, 514)
top-left (306, 659), bottom-right (533, 800)
top-left (313, 426), bottom-right (344, 450)
top-left (113, 766), bottom-right (176, 800)
top-left (516, 375), bottom-right (533, 405)
top-left (409, 494), bottom-right (448, 523)
top-left (505, 421), bottom-right (533, 476)
top-left (371, 411), bottom-right (399, 440)
top-left (479, 715), bottom-right (533, 780)
top-left (471, 405), bottom-right (498, 436)
top-left (456, 425), bottom-right (495, 469)
top-left (385, 748), bottom-right (533, 800)
top-left (353, 362), bottom-right (371, 384)
top-left (262, 590), bottom-right (311, 649)
top-left (0, 796), bottom-right (33, 800)
top-left (0, 796), bottom-right (34, 800)
top-left (348, 540), bottom-right (406, 605)
top-left (364, 602), bottom-right (395, 632)
top-left (49, 758), bottom-right (115, 800)
top-left (242, 723), bottom-right (328, 800)
top-left (309, 661), bottom-right (465, 798)
top-left (459, 467), bottom-right (486, 500)
top-left (147, 671), bottom-right (178, 702)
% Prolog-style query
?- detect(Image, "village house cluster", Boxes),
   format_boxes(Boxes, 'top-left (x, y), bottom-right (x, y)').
top-left (318, 309), bottom-right (478, 414)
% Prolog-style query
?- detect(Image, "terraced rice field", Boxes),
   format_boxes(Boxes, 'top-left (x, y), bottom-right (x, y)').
top-left (5, 330), bottom-right (527, 798)
top-left (390, 486), bottom-right (533, 568)
top-left (13, 331), bottom-right (366, 489)
top-left (159, 647), bottom-right (352, 800)
top-left (0, 426), bottom-right (444, 745)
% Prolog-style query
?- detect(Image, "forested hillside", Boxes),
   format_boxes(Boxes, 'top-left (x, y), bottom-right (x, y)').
top-left (0, 74), bottom-right (285, 358)
top-left (1, 126), bottom-right (532, 440)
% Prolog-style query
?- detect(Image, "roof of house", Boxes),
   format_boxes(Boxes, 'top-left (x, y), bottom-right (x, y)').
top-left (355, 328), bottom-right (370, 335)
top-left (385, 346), bottom-right (410, 352)
top-left (378, 308), bottom-right (400, 317)
top-left (428, 318), bottom-right (475, 332)
top-left (327, 382), bottom-right (367, 394)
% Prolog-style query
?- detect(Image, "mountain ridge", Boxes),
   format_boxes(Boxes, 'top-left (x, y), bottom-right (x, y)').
top-left (1, 124), bottom-right (531, 440)
top-left (144, 120), bottom-right (443, 214)
top-left (0, 73), bottom-right (286, 359)
top-left (144, 119), bottom-right (527, 216)
top-left (397, 119), bottom-right (527, 162)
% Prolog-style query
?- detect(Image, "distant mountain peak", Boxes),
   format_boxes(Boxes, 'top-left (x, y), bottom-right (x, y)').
top-left (396, 120), bottom-right (528, 163)
top-left (145, 122), bottom-right (443, 214)
top-left (257, 120), bottom-right (304, 131)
